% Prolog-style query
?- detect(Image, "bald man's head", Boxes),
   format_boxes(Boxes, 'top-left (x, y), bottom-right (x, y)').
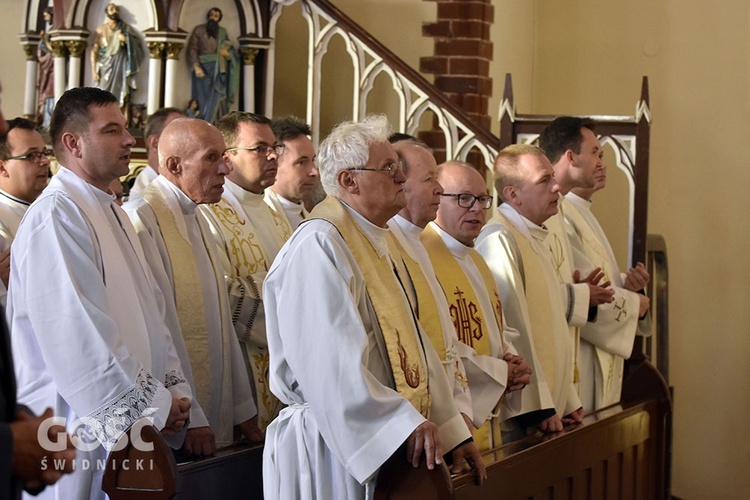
top-left (435, 161), bottom-right (491, 246)
top-left (159, 118), bottom-right (230, 204)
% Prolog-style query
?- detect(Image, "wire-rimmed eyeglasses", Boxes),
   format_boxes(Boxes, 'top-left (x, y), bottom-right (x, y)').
top-left (347, 159), bottom-right (404, 179)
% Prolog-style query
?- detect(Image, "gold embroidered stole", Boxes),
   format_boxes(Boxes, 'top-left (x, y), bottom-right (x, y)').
top-left (207, 195), bottom-right (283, 429)
top-left (498, 213), bottom-right (562, 402)
top-left (390, 236), bottom-right (447, 361)
top-left (312, 197), bottom-right (430, 418)
top-left (420, 225), bottom-right (495, 356)
top-left (420, 224), bottom-right (505, 451)
top-left (141, 185), bottom-right (216, 417)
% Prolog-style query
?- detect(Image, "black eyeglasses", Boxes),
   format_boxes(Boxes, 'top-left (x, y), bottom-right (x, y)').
top-left (440, 193), bottom-right (493, 209)
top-left (4, 149), bottom-right (53, 163)
top-left (225, 144), bottom-right (285, 157)
top-left (348, 160), bottom-right (404, 179)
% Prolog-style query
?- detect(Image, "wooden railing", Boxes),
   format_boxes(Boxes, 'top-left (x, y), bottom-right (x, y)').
top-left (102, 361), bottom-right (670, 500)
top-left (265, 0), bottom-right (500, 166)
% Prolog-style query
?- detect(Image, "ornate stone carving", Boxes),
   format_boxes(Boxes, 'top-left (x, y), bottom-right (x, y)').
top-left (241, 47), bottom-right (259, 65)
top-left (65, 40), bottom-right (87, 58)
top-left (147, 41), bottom-right (165, 59)
top-left (22, 43), bottom-right (38, 61)
top-left (49, 40), bottom-right (67, 58)
top-left (165, 42), bottom-right (184, 60)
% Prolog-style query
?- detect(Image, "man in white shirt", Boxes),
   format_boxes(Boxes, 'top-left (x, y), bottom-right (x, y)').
top-left (266, 116), bottom-right (319, 228)
top-left (9, 87), bottom-right (191, 500)
top-left (263, 115), bottom-right (484, 500)
top-left (0, 118), bottom-right (50, 303)
top-left (206, 112), bottom-right (293, 430)
top-left (128, 107), bottom-right (184, 198)
top-left (540, 116), bottom-right (650, 410)
top-left (476, 144), bottom-right (584, 434)
top-left (126, 118), bottom-right (260, 457)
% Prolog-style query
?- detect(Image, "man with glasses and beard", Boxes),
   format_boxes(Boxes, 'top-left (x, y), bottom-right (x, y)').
top-left (187, 7), bottom-right (239, 123)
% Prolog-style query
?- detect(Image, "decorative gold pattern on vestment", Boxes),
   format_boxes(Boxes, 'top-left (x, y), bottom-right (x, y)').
top-left (311, 197), bottom-right (431, 418)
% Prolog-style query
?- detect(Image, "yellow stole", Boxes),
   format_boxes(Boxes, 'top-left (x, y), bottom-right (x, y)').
top-left (390, 237), bottom-right (446, 361)
top-left (141, 184), bottom-right (232, 423)
top-left (420, 224), bottom-right (506, 451)
top-left (497, 212), bottom-right (562, 401)
top-left (312, 197), bottom-right (430, 418)
top-left (206, 196), bottom-right (283, 430)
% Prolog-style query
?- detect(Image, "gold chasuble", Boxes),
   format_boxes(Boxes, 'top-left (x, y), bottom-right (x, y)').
top-left (141, 185), bottom-right (232, 423)
top-left (312, 197), bottom-right (430, 417)
top-left (206, 194), bottom-right (286, 429)
top-left (420, 224), bottom-right (505, 451)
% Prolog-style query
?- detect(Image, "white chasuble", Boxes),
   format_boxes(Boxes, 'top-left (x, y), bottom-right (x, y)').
top-left (9, 167), bottom-right (190, 500)
top-left (265, 188), bottom-right (309, 230)
top-left (262, 197), bottom-right (469, 500)
top-left (562, 194), bottom-right (644, 410)
top-left (477, 205), bottom-right (582, 420)
top-left (127, 177), bottom-right (256, 447)
top-left (202, 180), bottom-right (292, 429)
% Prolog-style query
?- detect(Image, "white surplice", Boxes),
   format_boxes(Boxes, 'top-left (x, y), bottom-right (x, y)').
top-left (563, 193), bottom-right (647, 410)
top-left (0, 189), bottom-right (30, 305)
top-left (126, 176), bottom-right (256, 447)
top-left (476, 204), bottom-right (582, 421)
top-left (388, 215), bottom-right (473, 420)
top-left (9, 167), bottom-right (191, 500)
top-left (425, 223), bottom-right (518, 429)
top-left (265, 188), bottom-right (309, 230)
top-left (129, 164), bottom-right (158, 198)
top-left (263, 207), bottom-right (470, 500)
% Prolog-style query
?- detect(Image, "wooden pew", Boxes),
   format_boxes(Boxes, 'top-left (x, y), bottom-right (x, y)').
top-left (103, 360), bottom-right (669, 499)
top-left (376, 359), bottom-right (672, 500)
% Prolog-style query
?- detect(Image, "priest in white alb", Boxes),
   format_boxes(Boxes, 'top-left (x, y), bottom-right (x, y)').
top-left (423, 161), bottom-right (531, 448)
top-left (476, 144), bottom-right (584, 434)
top-left (263, 115), bottom-right (485, 500)
top-left (126, 118), bottom-right (260, 456)
top-left (9, 87), bottom-right (191, 500)
top-left (203, 112), bottom-right (293, 430)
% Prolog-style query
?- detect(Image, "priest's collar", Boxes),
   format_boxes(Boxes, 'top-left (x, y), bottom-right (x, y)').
top-left (225, 178), bottom-right (266, 207)
top-left (391, 214), bottom-right (423, 241)
top-left (430, 222), bottom-right (471, 258)
top-left (341, 200), bottom-right (390, 258)
top-left (0, 188), bottom-right (31, 207)
top-left (565, 191), bottom-right (592, 210)
top-left (159, 176), bottom-right (197, 216)
top-left (273, 191), bottom-right (304, 210)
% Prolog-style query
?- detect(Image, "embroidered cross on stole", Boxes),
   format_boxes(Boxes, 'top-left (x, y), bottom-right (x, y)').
top-left (420, 224), bottom-right (506, 451)
top-left (311, 197), bottom-right (431, 418)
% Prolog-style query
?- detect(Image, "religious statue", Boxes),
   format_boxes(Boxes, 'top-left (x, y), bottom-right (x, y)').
top-left (90, 3), bottom-right (142, 110)
top-left (186, 7), bottom-right (239, 123)
top-left (37, 7), bottom-right (55, 130)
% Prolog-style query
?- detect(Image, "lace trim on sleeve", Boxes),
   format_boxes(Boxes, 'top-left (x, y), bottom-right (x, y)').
top-left (164, 369), bottom-right (187, 388)
top-left (77, 368), bottom-right (163, 451)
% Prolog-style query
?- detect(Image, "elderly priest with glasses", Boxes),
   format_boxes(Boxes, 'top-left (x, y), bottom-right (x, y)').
top-left (263, 115), bottom-right (485, 499)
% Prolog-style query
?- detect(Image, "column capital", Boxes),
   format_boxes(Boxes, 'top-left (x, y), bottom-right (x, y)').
top-left (18, 32), bottom-right (41, 61)
top-left (147, 41), bottom-right (166, 59)
top-left (65, 40), bottom-right (87, 58)
top-left (165, 42), bottom-right (184, 60)
top-left (49, 40), bottom-right (67, 58)
top-left (240, 47), bottom-right (260, 65)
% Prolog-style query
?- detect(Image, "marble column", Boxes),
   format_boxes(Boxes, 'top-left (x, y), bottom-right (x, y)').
top-left (164, 42), bottom-right (184, 108)
top-left (65, 40), bottom-right (87, 90)
top-left (50, 40), bottom-right (67, 102)
top-left (240, 47), bottom-right (259, 113)
top-left (21, 42), bottom-right (39, 120)
top-left (146, 42), bottom-right (165, 114)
